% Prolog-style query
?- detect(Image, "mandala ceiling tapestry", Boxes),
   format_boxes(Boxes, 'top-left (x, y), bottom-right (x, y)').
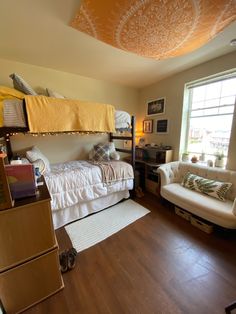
top-left (71, 0), bottom-right (236, 60)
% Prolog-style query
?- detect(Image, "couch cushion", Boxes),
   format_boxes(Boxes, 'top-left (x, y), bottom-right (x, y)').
top-left (161, 183), bottom-right (236, 228)
top-left (181, 172), bottom-right (232, 201)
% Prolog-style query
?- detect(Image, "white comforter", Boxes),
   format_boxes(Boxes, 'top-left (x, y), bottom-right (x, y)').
top-left (44, 160), bottom-right (133, 211)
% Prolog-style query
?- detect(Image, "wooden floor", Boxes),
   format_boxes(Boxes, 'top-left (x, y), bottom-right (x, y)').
top-left (25, 193), bottom-right (236, 314)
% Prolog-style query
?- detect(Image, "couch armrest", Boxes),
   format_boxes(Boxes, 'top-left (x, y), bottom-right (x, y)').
top-left (232, 198), bottom-right (236, 216)
top-left (158, 161), bottom-right (180, 187)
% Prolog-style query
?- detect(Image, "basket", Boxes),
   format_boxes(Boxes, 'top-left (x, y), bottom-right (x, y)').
top-left (175, 206), bottom-right (192, 221)
top-left (190, 216), bottom-right (213, 234)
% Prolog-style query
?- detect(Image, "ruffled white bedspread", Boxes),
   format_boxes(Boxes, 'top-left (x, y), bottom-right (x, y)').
top-left (44, 160), bottom-right (133, 211)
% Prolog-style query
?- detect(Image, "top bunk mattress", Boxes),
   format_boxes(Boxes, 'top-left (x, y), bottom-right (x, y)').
top-left (0, 95), bottom-right (131, 132)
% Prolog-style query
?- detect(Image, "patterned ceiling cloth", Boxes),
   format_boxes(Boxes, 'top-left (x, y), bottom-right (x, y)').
top-left (71, 0), bottom-right (236, 60)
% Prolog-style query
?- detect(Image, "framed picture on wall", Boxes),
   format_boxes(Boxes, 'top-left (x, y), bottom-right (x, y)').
top-left (146, 97), bottom-right (165, 116)
top-left (143, 119), bottom-right (153, 133)
top-left (156, 119), bottom-right (169, 134)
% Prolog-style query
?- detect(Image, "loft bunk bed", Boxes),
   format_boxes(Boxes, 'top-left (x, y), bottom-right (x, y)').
top-left (0, 93), bottom-right (136, 229)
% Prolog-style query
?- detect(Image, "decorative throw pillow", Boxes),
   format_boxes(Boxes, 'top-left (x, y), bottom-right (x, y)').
top-left (46, 88), bottom-right (65, 99)
top-left (181, 172), bottom-right (232, 201)
top-left (93, 144), bottom-right (110, 161)
top-left (26, 146), bottom-right (50, 172)
top-left (89, 142), bottom-right (119, 161)
top-left (3, 99), bottom-right (27, 127)
top-left (9, 73), bottom-right (37, 95)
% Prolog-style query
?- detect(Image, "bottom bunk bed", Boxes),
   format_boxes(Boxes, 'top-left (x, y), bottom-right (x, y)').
top-left (44, 160), bottom-right (134, 229)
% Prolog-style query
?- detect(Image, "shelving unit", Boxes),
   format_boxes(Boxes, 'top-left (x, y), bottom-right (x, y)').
top-left (134, 147), bottom-right (173, 196)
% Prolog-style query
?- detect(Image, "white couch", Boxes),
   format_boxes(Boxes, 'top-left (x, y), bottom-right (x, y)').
top-left (158, 162), bottom-right (236, 229)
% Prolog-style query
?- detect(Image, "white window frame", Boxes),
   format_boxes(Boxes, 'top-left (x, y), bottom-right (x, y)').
top-left (180, 69), bottom-right (236, 159)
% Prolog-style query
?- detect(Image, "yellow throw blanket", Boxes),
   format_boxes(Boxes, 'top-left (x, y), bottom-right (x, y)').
top-left (91, 160), bottom-right (134, 184)
top-left (25, 95), bottom-right (115, 133)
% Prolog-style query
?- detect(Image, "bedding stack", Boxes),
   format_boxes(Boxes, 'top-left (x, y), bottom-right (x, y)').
top-left (0, 73), bottom-right (135, 230)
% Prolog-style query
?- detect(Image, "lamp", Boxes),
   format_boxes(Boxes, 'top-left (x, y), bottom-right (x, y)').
top-left (135, 129), bottom-right (145, 147)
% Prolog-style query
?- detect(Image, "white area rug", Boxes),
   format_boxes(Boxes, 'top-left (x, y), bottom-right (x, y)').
top-left (65, 199), bottom-right (150, 252)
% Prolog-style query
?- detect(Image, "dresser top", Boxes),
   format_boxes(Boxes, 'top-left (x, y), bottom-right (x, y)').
top-left (13, 177), bottom-right (51, 208)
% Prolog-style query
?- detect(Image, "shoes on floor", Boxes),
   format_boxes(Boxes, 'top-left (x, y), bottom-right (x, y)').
top-left (67, 247), bottom-right (77, 270)
top-left (59, 251), bottom-right (68, 273)
top-left (59, 247), bottom-right (77, 273)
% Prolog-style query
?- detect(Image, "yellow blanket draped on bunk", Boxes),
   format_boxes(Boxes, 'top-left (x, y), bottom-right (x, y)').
top-left (25, 95), bottom-right (116, 133)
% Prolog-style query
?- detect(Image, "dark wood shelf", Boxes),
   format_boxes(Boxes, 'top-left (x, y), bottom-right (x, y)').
top-left (116, 148), bottom-right (132, 154)
top-left (110, 136), bottom-right (132, 140)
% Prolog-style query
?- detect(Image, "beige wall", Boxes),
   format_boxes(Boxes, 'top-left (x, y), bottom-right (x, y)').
top-left (1, 52), bottom-right (235, 168)
top-left (0, 58), bottom-right (139, 163)
top-left (139, 51), bottom-right (236, 170)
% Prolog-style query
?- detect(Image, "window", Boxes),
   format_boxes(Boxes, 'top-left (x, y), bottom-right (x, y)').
top-left (181, 72), bottom-right (236, 164)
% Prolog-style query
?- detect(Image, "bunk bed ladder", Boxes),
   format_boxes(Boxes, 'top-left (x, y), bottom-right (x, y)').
top-left (109, 116), bottom-right (136, 197)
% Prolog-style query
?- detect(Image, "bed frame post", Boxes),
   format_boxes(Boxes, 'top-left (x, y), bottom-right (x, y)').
top-left (109, 132), bottom-right (113, 143)
top-left (109, 116), bottom-right (136, 198)
top-left (5, 133), bottom-right (13, 162)
top-left (131, 116), bottom-right (136, 170)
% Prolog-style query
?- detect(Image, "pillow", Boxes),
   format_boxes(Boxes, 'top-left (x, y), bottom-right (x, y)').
top-left (181, 172), bottom-right (232, 201)
top-left (26, 146), bottom-right (50, 172)
top-left (93, 144), bottom-right (110, 161)
top-left (88, 142), bottom-right (120, 160)
top-left (46, 88), bottom-right (65, 99)
top-left (3, 99), bottom-right (27, 127)
top-left (108, 142), bottom-right (116, 154)
top-left (9, 73), bottom-right (37, 95)
top-left (110, 151), bottom-right (120, 160)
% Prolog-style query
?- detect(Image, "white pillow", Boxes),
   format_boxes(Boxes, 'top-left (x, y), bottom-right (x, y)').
top-left (26, 146), bottom-right (50, 172)
top-left (46, 88), bottom-right (65, 99)
top-left (9, 73), bottom-right (37, 95)
top-left (110, 151), bottom-right (120, 160)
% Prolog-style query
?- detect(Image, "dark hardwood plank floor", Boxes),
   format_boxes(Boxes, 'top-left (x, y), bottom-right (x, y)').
top-left (25, 193), bottom-right (236, 314)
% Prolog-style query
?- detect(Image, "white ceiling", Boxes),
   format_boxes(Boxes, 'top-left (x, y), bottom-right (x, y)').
top-left (1, 0), bottom-right (236, 88)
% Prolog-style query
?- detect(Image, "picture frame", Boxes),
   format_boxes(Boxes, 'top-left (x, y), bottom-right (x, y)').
top-left (143, 119), bottom-right (153, 133)
top-left (156, 119), bottom-right (169, 134)
top-left (147, 97), bottom-right (165, 116)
